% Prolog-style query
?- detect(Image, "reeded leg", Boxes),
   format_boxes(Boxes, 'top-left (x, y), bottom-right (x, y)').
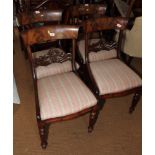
top-left (88, 105), bottom-right (100, 133)
top-left (129, 92), bottom-right (141, 114)
top-left (38, 122), bottom-right (49, 149)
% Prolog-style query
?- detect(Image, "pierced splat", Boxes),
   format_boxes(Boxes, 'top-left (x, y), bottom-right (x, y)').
top-left (88, 39), bottom-right (117, 52)
top-left (34, 48), bottom-right (72, 67)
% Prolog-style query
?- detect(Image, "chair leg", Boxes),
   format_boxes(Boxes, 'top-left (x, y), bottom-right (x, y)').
top-left (38, 122), bottom-right (49, 149)
top-left (129, 91), bottom-right (141, 114)
top-left (88, 105), bottom-right (100, 133)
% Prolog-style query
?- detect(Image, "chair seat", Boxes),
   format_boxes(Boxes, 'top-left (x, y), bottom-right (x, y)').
top-left (78, 39), bottom-right (117, 64)
top-left (37, 72), bottom-right (97, 120)
top-left (90, 59), bottom-right (142, 95)
top-left (33, 49), bottom-right (79, 79)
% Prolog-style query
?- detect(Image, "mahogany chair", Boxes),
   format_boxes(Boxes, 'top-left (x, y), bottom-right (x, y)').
top-left (81, 17), bottom-right (142, 113)
top-left (21, 25), bottom-right (101, 149)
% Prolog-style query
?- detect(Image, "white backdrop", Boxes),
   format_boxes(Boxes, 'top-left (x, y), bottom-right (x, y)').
top-left (13, 75), bottom-right (20, 104)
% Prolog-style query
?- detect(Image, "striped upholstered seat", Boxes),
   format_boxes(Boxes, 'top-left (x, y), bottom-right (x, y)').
top-left (78, 39), bottom-right (117, 64)
top-left (38, 72), bottom-right (97, 120)
top-left (35, 60), bottom-right (74, 79)
top-left (90, 59), bottom-right (142, 95)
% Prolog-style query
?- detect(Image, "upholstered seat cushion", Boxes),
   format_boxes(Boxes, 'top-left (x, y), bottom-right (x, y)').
top-left (90, 59), bottom-right (142, 95)
top-left (33, 49), bottom-right (79, 79)
top-left (37, 72), bottom-right (97, 120)
top-left (78, 39), bottom-right (117, 63)
top-left (35, 60), bottom-right (75, 79)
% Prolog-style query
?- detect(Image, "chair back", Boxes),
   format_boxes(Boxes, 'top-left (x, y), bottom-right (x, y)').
top-left (21, 25), bottom-right (79, 72)
top-left (83, 17), bottom-right (128, 32)
top-left (18, 9), bottom-right (63, 28)
top-left (83, 17), bottom-right (129, 63)
top-left (65, 4), bottom-right (107, 25)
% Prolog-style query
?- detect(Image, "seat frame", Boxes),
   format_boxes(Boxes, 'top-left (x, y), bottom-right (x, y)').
top-left (82, 17), bottom-right (142, 113)
top-left (21, 25), bottom-right (101, 149)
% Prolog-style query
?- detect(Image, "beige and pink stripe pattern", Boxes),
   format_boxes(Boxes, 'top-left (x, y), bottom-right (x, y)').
top-left (36, 61), bottom-right (79, 79)
top-left (90, 59), bottom-right (142, 95)
top-left (37, 72), bottom-right (97, 120)
top-left (78, 39), bottom-right (117, 63)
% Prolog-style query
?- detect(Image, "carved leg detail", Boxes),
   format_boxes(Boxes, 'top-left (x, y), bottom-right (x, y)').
top-left (129, 92), bottom-right (141, 114)
top-left (88, 106), bottom-right (100, 133)
top-left (38, 123), bottom-right (49, 149)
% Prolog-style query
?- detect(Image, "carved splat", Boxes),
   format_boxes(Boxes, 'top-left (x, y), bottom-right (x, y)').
top-left (34, 48), bottom-right (71, 67)
top-left (88, 39), bottom-right (117, 52)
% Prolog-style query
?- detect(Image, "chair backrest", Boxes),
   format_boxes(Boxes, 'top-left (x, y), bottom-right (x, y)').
top-left (22, 25), bottom-right (78, 45)
top-left (83, 17), bottom-right (128, 32)
top-left (83, 17), bottom-right (129, 63)
top-left (17, 9), bottom-right (63, 28)
top-left (65, 4), bottom-right (107, 25)
top-left (21, 25), bottom-right (79, 71)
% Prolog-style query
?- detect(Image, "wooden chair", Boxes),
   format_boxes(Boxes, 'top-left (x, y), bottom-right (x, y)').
top-left (17, 9), bottom-right (63, 58)
top-left (81, 17), bottom-right (142, 113)
top-left (21, 25), bottom-right (101, 149)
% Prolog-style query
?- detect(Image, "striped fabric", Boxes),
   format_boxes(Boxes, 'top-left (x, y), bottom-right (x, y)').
top-left (78, 39), bottom-right (117, 63)
top-left (33, 50), bottom-right (79, 79)
top-left (36, 60), bottom-right (76, 79)
top-left (90, 59), bottom-right (142, 95)
top-left (37, 72), bottom-right (97, 120)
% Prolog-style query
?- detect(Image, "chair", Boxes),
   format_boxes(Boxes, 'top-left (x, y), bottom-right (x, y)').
top-left (21, 25), bottom-right (101, 149)
top-left (81, 17), bottom-right (142, 113)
